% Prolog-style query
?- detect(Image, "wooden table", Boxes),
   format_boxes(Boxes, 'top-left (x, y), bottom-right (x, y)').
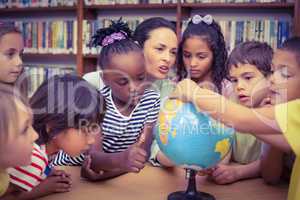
top-left (39, 165), bottom-right (288, 200)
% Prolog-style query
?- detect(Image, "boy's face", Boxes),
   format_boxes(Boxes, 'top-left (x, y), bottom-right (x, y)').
top-left (270, 49), bottom-right (300, 104)
top-left (53, 127), bottom-right (97, 157)
top-left (229, 63), bottom-right (270, 108)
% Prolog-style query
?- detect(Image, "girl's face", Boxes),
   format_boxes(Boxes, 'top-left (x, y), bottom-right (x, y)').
top-left (103, 51), bottom-right (147, 107)
top-left (270, 49), bottom-right (300, 104)
top-left (0, 32), bottom-right (24, 84)
top-left (0, 100), bottom-right (38, 168)
top-left (52, 128), bottom-right (97, 157)
top-left (143, 28), bottom-right (177, 80)
top-left (182, 36), bottom-right (213, 84)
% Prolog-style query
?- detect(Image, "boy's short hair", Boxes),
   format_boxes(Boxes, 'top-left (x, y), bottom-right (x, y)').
top-left (279, 37), bottom-right (300, 66)
top-left (225, 41), bottom-right (273, 79)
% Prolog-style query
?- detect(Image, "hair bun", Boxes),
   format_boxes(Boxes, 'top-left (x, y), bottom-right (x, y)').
top-left (91, 18), bottom-right (132, 47)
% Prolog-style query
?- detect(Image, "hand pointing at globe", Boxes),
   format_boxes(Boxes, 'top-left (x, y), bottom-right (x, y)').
top-left (169, 79), bottom-right (199, 103)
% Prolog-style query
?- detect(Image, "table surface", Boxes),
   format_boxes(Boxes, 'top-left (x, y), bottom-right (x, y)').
top-left (39, 165), bottom-right (288, 200)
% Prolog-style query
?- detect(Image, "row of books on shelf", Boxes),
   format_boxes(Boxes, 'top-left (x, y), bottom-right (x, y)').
top-left (181, 0), bottom-right (293, 3)
top-left (0, 0), bottom-right (294, 8)
top-left (13, 20), bottom-right (77, 54)
top-left (84, 0), bottom-right (293, 4)
top-left (0, 0), bottom-right (76, 8)
top-left (24, 65), bottom-right (75, 96)
top-left (82, 18), bottom-right (290, 55)
top-left (84, 0), bottom-right (177, 5)
top-left (83, 18), bottom-right (143, 55)
top-left (182, 19), bottom-right (290, 51)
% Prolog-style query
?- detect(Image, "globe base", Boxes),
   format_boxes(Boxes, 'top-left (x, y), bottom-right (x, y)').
top-left (168, 191), bottom-right (215, 200)
top-left (167, 169), bottom-right (216, 200)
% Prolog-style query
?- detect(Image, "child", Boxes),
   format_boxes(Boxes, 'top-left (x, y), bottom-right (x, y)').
top-left (210, 41), bottom-right (273, 184)
top-left (81, 19), bottom-right (161, 181)
top-left (5, 74), bottom-right (104, 199)
top-left (260, 38), bottom-right (299, 184)
top-left (177, 14), bottom-right (227, 93)
top-left (0, 84), bottom-right (38, 197)
top-left (152, 14), bottom-right (228, 167)
top-left (170, 37), bottom-right (300, 200)
top-left (0, 22), bottom-right (24, 88)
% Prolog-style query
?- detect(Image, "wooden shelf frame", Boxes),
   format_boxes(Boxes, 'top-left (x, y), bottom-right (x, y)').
top-left (1, 0), bottom-right (298, 75)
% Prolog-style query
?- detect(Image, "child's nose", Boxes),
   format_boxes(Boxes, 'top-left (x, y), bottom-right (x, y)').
top-left (87, 134), bottom-right (96, 145)
top-left (31, 128), bottom-right (39, 142)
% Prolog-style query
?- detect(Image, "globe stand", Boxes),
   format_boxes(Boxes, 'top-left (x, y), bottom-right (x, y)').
top-left (168, 169), bottom-right (216, 200)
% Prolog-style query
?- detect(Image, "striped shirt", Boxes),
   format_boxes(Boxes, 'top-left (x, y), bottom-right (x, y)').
top-left (50, 86), bottom-right (160, 165)
top-left (7, 143), bottom-right (49, 191)
top-left (50, 151), bottom-right (85, 166)
top-left (101, 86), bottom-right (160, 153)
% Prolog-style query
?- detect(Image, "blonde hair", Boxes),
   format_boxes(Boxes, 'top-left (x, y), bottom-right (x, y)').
top-left (0, 84), bottom-right (28, 143)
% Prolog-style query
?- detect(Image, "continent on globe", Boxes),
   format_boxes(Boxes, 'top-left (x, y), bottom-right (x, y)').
top-left (215, 138), bottom-right (230, 158)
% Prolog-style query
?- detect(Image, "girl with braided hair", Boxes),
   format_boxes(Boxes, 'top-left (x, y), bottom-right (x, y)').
top-left (81, 19), bottom-right (161, 181)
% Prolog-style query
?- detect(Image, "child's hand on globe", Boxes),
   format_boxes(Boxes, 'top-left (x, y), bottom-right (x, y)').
top-left (170, 79), bottom-right (199, 102)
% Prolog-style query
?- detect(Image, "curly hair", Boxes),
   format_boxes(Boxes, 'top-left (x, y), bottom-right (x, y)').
top-left (91, 18), bottom-right (142, 68)
top-left (176, 16), bottom-right (227, 93)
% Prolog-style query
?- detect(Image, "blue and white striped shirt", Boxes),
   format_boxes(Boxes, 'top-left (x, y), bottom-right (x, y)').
top-left (101, 86), bottom-right (160, 153)
top-left (51, 86), bottom-right (160, 166)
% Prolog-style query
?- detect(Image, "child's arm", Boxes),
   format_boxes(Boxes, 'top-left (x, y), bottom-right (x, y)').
top-left (2, 170), bottom-right (71, 200)
top-left (211, 160), bottom-right (261, 184)
top-left (170, 79), bottom-right (281, 135)
top-left (81, 155), bottom-right (127, 181)
top-left (260, 144), bottom-right (284, 185)
top-left (156, 151), bottom-right (175, 167)
top-left (81, 130), bottom-right (147, 181)
top-left (255, 135), bottom-right (291, 153)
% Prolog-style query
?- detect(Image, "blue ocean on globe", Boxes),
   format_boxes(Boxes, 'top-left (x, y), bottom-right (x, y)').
top-left (155, 99), bottom-right (235, 170)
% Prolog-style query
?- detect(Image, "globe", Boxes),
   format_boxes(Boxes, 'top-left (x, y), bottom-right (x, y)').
top-left (155, 99), bottom-right (234, 170)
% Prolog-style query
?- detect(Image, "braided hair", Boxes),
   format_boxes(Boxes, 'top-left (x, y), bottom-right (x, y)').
top-left (177, 15), bottom-right (227, 93)
top-left (91, 18), bottom-right (142, 68)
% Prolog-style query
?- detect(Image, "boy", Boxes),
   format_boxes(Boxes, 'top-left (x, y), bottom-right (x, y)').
top-left (171, 36), bottom-right (300, 200)
top-left (212, 41), bottom-right (273, 184)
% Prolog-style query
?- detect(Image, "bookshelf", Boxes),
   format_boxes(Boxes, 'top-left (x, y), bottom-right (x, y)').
top-left (1, 0), bottom-right (299, 76)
